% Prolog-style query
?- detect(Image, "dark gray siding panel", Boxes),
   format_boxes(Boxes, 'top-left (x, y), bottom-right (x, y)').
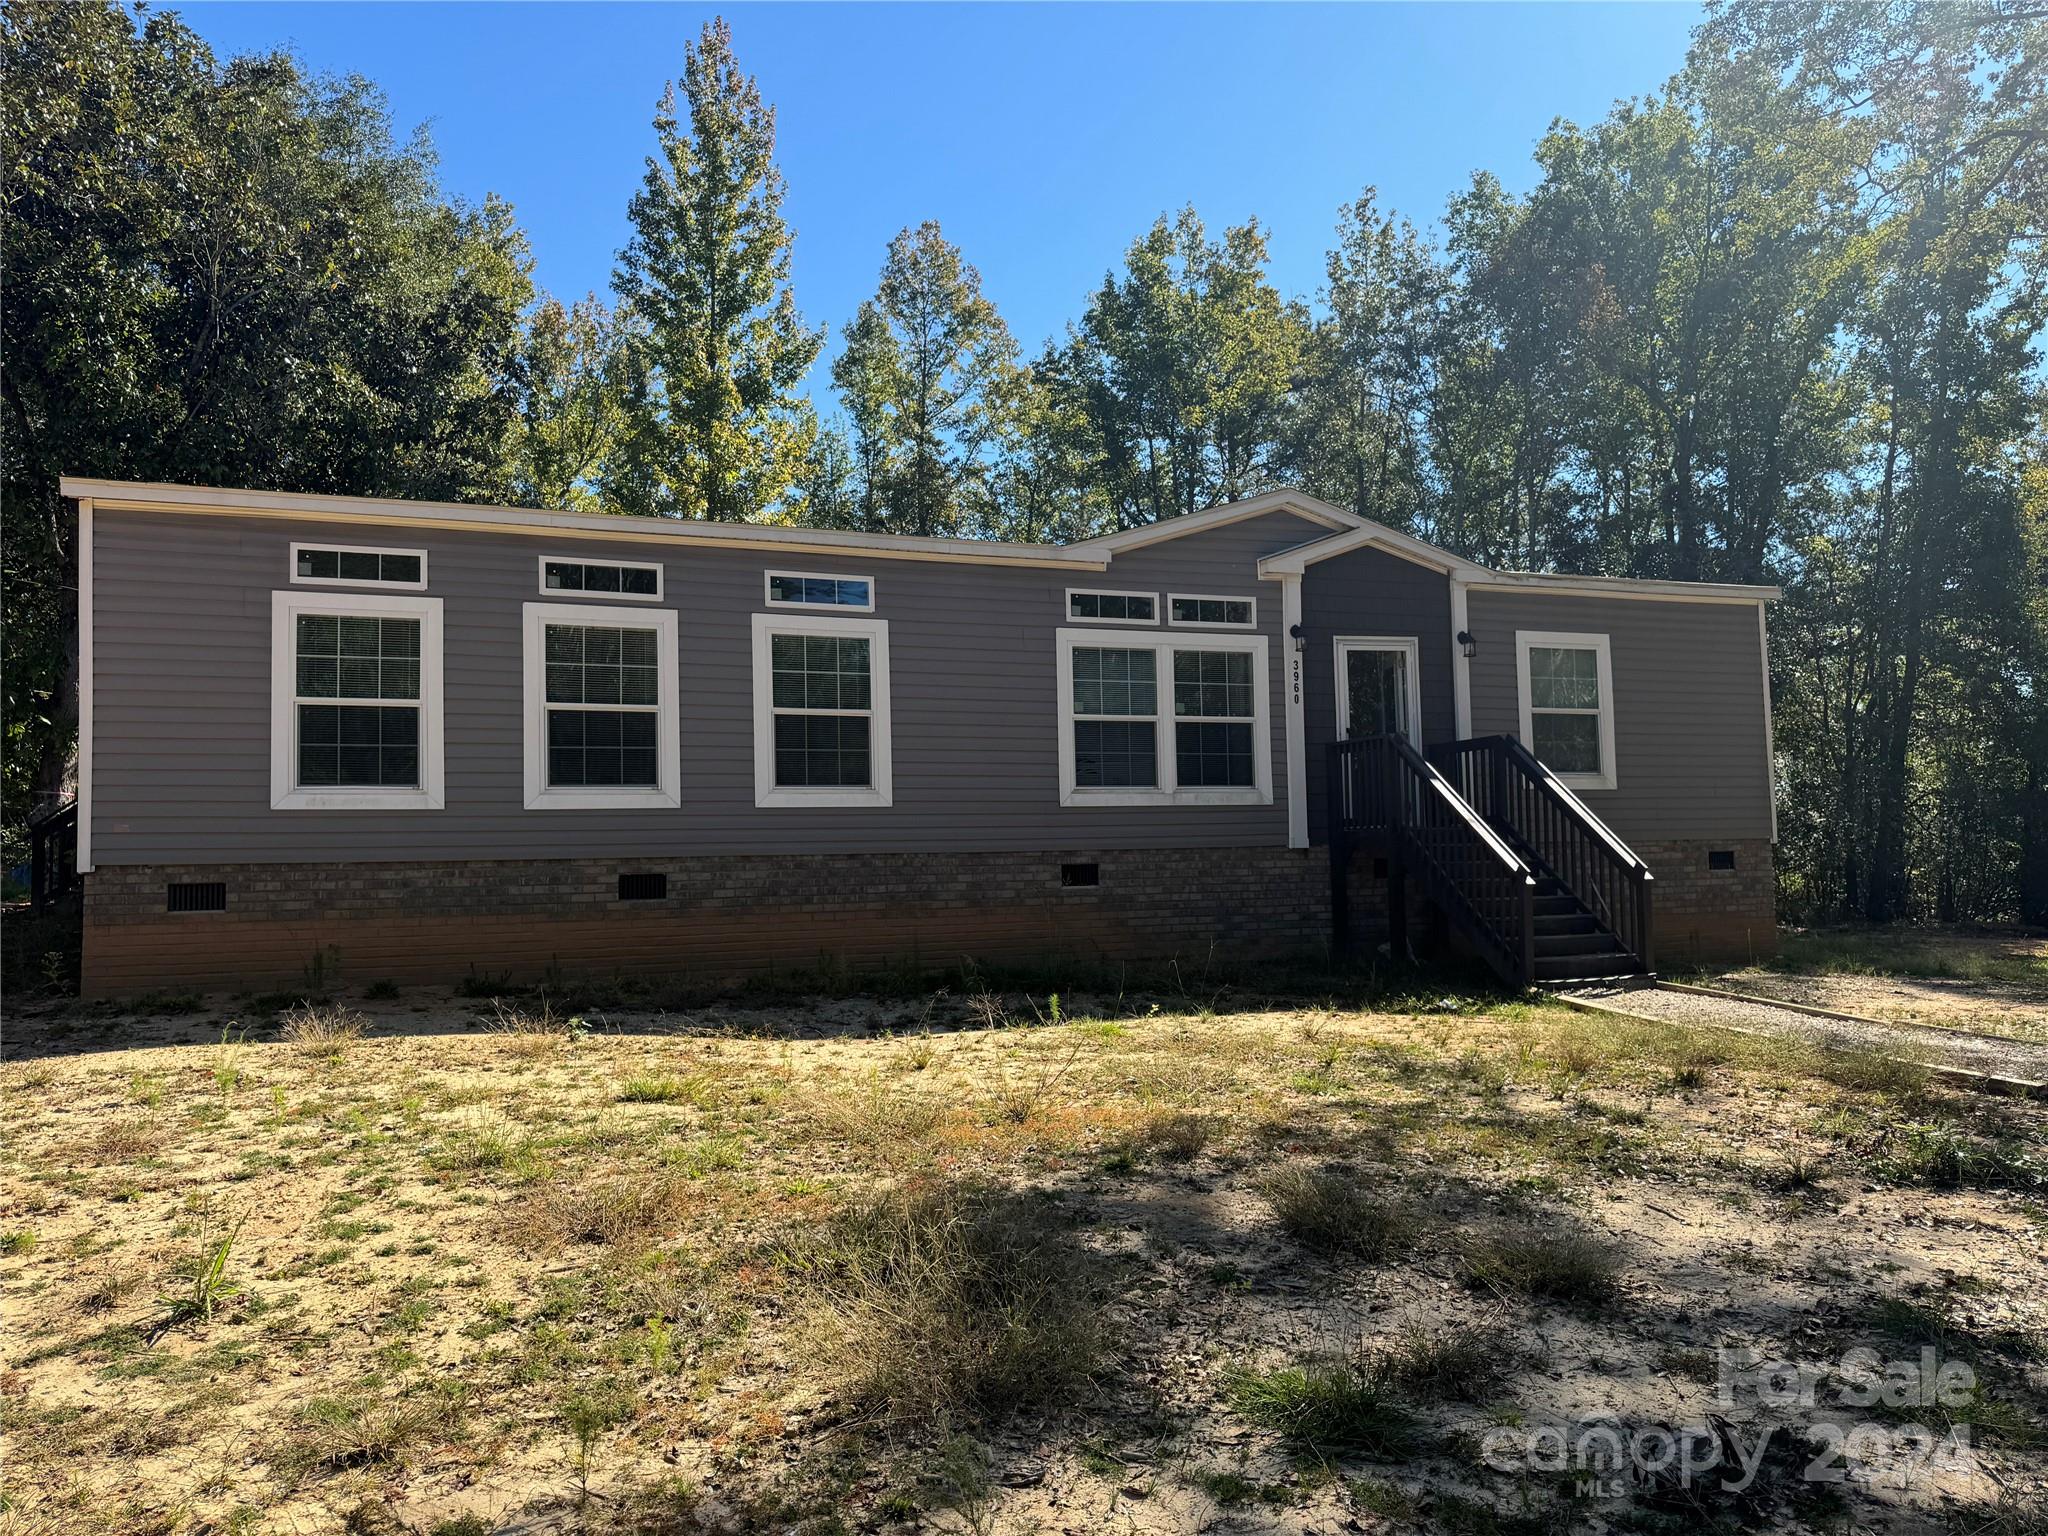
top-left (89, 508), bottom-right (1328, 864)
top-left (1298, 547), bottom-right (1455, 844)
top-left (1465, 589), bottom-right (1772, 845)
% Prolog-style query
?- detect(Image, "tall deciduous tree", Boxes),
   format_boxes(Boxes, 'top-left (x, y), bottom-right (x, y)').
top-left (506, 295), bottom-right (634, 511)
top-left (1, 0), bottom-right (532, 845)
top-left (830, 222), bottom-right (1020, 537)
top-left (610, 17), bottom-right (822, 521)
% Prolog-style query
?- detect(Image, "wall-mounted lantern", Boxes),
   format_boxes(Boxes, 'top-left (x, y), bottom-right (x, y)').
top-left (1288, 622), bottom-right (1306, 654)
top-left (1456, 629), bottom-right (1477, 660)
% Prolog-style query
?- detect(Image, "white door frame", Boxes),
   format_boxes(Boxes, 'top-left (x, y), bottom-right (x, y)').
top-left (1332, 635), bottom-right (1423, 743)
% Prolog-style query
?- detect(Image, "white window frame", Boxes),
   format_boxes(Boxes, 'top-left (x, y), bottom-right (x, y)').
top-left (523, 601), bottom-right (681, 811)
top-left (1166, 592), bottom-right (1257, 630)
top-left (1065, 588), bottom-right (1160, 626)
top-left (1056, 628), bottom-right (1272, 808)
top-left (1516, 629), bottom-right (1618, 792)
top-left (270, 589), bottom-right (444, 810)
top-left (1332, 635), bottom-right (1423, 744)
top-left (535, 554), bottom-right (664, 603)
top-left (289, 542), bottom-right (428, 591)
top-left (763, 569), bottom-right (877, 613)
top-left (751, 612), bottom-right (893, 808)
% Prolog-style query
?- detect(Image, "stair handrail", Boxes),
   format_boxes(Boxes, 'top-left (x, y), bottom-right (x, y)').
top-left (1443, 735), bottom-right (1655, 973)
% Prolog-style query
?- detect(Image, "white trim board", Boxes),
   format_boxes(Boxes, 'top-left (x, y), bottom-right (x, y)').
top-left (1055, 627), bottom-right (1273, 809)
top-left (270, 589), bottom-right (445, 811)
top-left (1514, 630), bottom-right (1617, 793)
top-left (76, 500), bottom-right (93, 872)
top-left (522, 601), bottom-right (682, 811)
top-left (751, 611), bottom-right (893, 809)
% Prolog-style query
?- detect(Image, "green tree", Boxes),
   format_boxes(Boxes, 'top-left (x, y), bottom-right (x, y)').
top-left (506, 295), bottom-right (634, 511)
top-left (829, 222), bottom-right (1020, 537)
top-left (1, 0), bottom-right (532, 844)
top-left (609, 17), bottom-right (822, 521)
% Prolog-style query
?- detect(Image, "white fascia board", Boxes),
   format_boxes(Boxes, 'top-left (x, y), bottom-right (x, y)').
top-left (1256, 524), bottom-right (1490, 582)
top-left (57, 477), bottom-right (1106, 572)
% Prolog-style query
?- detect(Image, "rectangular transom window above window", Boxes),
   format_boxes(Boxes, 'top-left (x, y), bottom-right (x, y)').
top-left (1167, 594), bottom-right (1255, 628)
top-left (764, 570), bottom-right (875, 611)
top-left (1516, 630), bottom-right (1617, 791)
top-left (751, 612), bottom-right (892, 807)
top-left (538, 556), bottom-right (663, 601)
top-left (291, 544), bottom-right (426, 589)
top-left (522, 603), bottom-right (680, 810)
top-left (1067, 589), bottom-right (1158, 625)
top-left (1056, 629), bottom-right (1271, 807)
top-left (271, 590), bottom-right (444, 810)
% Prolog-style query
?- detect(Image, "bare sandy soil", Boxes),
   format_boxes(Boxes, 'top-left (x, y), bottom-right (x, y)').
top-left (2, 981), bottom-right (2043, 1536)
top-left (1701, 929), bottom-right (2048, 1044)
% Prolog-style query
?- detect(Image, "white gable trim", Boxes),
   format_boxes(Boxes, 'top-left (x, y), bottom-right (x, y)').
top-left (1256, 522), bottom-right (1489, 582)
top-left (1079, 490), bottom-right (1362, 557)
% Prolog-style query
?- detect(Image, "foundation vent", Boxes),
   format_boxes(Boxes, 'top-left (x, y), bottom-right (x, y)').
top-left (166, 881), bottom-right (227, 913)
top-left (617, 872), bottom-right (669, 901)
top-left (1708, 850), bottom-right (1737, 871)
top-left (1059, 862), bottom-right (1100, 888)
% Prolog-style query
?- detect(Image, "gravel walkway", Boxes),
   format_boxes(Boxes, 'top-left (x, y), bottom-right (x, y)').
top-left (1562, 979), bottom-right (2048, 1090)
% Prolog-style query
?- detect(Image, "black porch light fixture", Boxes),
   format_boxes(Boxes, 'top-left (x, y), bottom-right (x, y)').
top-left (1456, 629), bottom-right (1477, 659)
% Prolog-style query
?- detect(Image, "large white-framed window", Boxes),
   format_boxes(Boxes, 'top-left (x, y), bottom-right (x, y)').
top-left (1516, 630), bottom-right (1617, 791)
top-left (270, 590), bottom-right (444, 810)
top-left (1055, 629), bottom-right (1272, 807)
top-left (1066, 589), bottom-right (1159, 625)
top-left (764, 570), bottom-right (876, 612)
top-left (522, 602), bottom-right (681, 810)
top-left (290, 543), bottom-right (427, 590)
top-left (751, 612), bottom-right (893, 807)
top-left (1167, 593), bottom-right (1256, 629)
top-left (537, 554), bottom-right (663, 602)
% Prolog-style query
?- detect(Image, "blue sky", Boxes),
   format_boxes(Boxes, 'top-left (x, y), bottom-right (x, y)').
top-left (175, 2), bottom-right (1702, 392)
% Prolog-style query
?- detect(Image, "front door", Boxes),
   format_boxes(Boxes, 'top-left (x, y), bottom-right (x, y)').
top-left (1334, 637), bottom-right (1421, 743)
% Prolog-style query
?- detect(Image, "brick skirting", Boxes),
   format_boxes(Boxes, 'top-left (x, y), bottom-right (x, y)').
top-left (81, 848), bottom-right (1334, 997)
top-left (79, 837), bottom-right (1775, 996)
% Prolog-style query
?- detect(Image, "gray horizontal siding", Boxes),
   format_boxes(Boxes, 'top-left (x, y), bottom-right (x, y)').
top-left (90, 508), bottom-right (1327, 864)
top-left (1465, 589), bottom-right (1772, 846)
top-left (1298, 547), bottom-right (1455, 845)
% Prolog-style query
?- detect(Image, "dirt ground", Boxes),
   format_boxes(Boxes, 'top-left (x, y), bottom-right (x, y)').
top-left (2, 976), bottom-right (2043, 1536)
top-left (1699, 928), bottom-right (2048, 1044)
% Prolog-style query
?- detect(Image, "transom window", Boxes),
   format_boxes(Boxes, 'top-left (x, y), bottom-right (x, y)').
top-left (765, 570), bottom-right (875, 611)
top-left (522, 603), bottom-right (680, 809)
top-left (1067, 589), bottom-right (1158, 625)
top-left (540, 556), bottom-right (662, 600)
top-left (1516, 630), bottom-right (1617, 790)
top-left (1168, 594), bottom-right (1255, 628)
top-left (291, 544), bottom-right (425, 589)
top-left (751, 613), bottom-right (893, 806)
top-left (1056, 629), bottom-right (1271, 806)
top-left (270, 590), bottom-right (444, 810)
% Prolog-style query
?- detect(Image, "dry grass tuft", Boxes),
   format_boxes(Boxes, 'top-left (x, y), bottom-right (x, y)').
top-left (1370, 1316), bottom-right (1523, 1403)
top-left (280, 1003), bottom-right (367, 1059)
top-left (791, 1180), bottom-right (1108, 1428)
top-left (1263, 1164), bottom-right (1420, 1259)
top-left (1457, 1221), bottom-right (1624, 1302)
top-left (508, 1173), bottom-right (689, 1251)
top-left (485, 998), bottom-right (580, 1057)
top-left (1134, 1110), bottom-right (1215, 1164)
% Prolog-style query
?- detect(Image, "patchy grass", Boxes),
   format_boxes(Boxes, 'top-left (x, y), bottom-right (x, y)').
top-left (3, 975), bottom-right (2043, 1534)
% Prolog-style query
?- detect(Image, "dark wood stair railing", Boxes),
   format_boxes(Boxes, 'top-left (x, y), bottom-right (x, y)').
top-left (1437, 735), bottom-right (1655, 978)
top-left (1328, 735), bottom-right (1537, 986)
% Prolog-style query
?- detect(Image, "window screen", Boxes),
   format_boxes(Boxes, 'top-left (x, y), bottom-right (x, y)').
top-left (293, 614), bottom-right (423, 787)
top-left (1071, 648), bottom-right (1158, 788)
top-left (544, 624), bottom-right (661, 787)
top-left (770, 633), bottom-right (873, 786)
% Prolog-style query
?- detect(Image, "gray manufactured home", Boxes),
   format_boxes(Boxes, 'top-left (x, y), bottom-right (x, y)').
top-left (63, 479), bottom-right (1779, 996)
